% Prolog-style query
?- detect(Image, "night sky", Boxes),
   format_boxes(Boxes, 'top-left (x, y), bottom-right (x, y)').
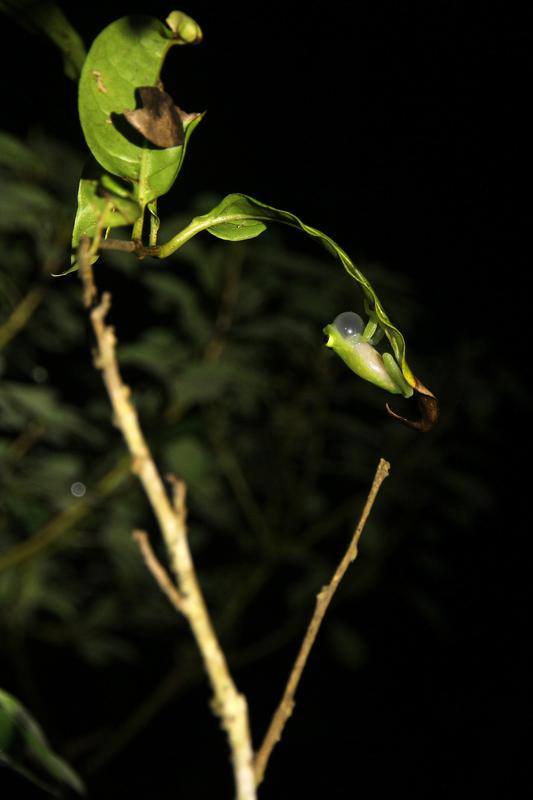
top-left (0, 2), bottom-right (529, 798)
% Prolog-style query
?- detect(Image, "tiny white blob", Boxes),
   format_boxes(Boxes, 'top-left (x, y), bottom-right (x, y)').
top-left (70, 481), bottom-right (86, 498)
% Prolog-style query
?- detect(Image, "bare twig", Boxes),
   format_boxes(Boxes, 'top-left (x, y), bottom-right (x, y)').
top-left (132, 530), bottom-right (185, 613)
top-left (78, 245), bottom-right (256, 800)
top-left (254, 458), bottom-right (391, 785)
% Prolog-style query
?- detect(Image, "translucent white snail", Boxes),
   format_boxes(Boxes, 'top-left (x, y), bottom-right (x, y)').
top-left (323, 311), bottom-right (413, 397)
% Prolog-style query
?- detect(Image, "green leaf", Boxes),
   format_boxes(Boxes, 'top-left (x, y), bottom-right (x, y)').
top-left (71, 158), bottom-right (141, 246)
top-left (161, 193), bottom-right (417, 388)
top-left (207, 218), bottom-right (267, 242)
top-left (57, 158), bottom-right (142, 276)
top-left (0, 687), bottom-right (85, 796)
top-left (170, 361), bottom-right (245, 410)
top-left (0, 1), bottom-right (86, 79)
top-left (78, 11), bottom-right (203, 208)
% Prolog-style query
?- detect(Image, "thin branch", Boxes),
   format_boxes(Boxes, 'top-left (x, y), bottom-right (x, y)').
top-left (132, 530), bottom-right (185, 613)
top-left (0, 285), bottom-right (45, 351)
top-left (95, 237), bottom-right (159, 258)
top-left (254, 458), bottom-right (391, 785)
top-left (78, 245), bottom-right (256, 800)
top-left (97, 237), bottom-right (136, 252)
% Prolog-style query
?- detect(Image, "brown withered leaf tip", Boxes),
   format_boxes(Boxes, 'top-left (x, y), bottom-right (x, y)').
top-left (386, 379), bottom-right (439, 432)
top-left (123, 86), bottom-right (185, 148)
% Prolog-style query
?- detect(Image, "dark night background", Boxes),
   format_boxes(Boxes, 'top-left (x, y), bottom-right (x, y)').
top-left (0, 1), bottom-right (529, 798)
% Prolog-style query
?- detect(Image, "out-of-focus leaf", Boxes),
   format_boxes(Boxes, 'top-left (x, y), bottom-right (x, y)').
top-left (143, 273), bottom-right (213, 343)
top-left (169, 361), bottom-right (246, 410)
top-left (0, 131), bottom-right (46, 177)
top-left (0, 383), bottom-right (95, 440)
top-left (164, 435), bottom-right (212, 485)
top-left (0, 687), bottom-right (85, 796)
top-left (119, 328), bottom-right (188, 379)
top-left (0, 1), bottom-right (86, 79)
top-left (0, 179), bottom-right (57, 234)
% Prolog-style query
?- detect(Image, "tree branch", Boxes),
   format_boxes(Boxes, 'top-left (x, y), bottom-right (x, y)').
top-left (254, 458), bottom-right (391, 785)
top-left (78, 239), bottom-right (256, 800)
top-left (132, 530), bottom-right (186, 613)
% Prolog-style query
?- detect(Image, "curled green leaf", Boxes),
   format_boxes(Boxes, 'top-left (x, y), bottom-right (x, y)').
top-left (165, 10), bottom-right (203, 42)
top-left (56, 158), bottom-right (141, 276)
top-left (159, 193), bottom-right (438, 429)
top-left (72, 160), bottom-right (140, 244)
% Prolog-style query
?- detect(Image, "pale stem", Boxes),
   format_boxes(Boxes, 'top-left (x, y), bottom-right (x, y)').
top-left (78, 238), bottom-right (256, 800)
top-left (254, 458), bottom-right (391, 785)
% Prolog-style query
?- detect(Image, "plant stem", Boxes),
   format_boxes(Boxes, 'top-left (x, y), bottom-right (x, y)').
top-left (254, 458), bottom-right (391, 785)
top-left (156, 215), bottom-right (213, 257)
top-left (132, 212), bottom-right (144, 243)
top-left (78, 239), bottom-right (256, 799)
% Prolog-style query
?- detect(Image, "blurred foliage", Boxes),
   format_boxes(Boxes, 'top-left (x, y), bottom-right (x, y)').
top-left (0, 685), bottom-right (85, 796)
top-left (0, 1), bottom-right (86, 80)
top-left (0, 130), bottom-right (518, 786)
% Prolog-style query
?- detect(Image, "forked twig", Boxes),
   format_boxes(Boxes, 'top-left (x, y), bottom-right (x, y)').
top-left (78, 240), bottom-right (256, 800)
top-left (132, 530), bottom-right (186, 613)
top-left (254, 458), bottom-right (390, 785)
